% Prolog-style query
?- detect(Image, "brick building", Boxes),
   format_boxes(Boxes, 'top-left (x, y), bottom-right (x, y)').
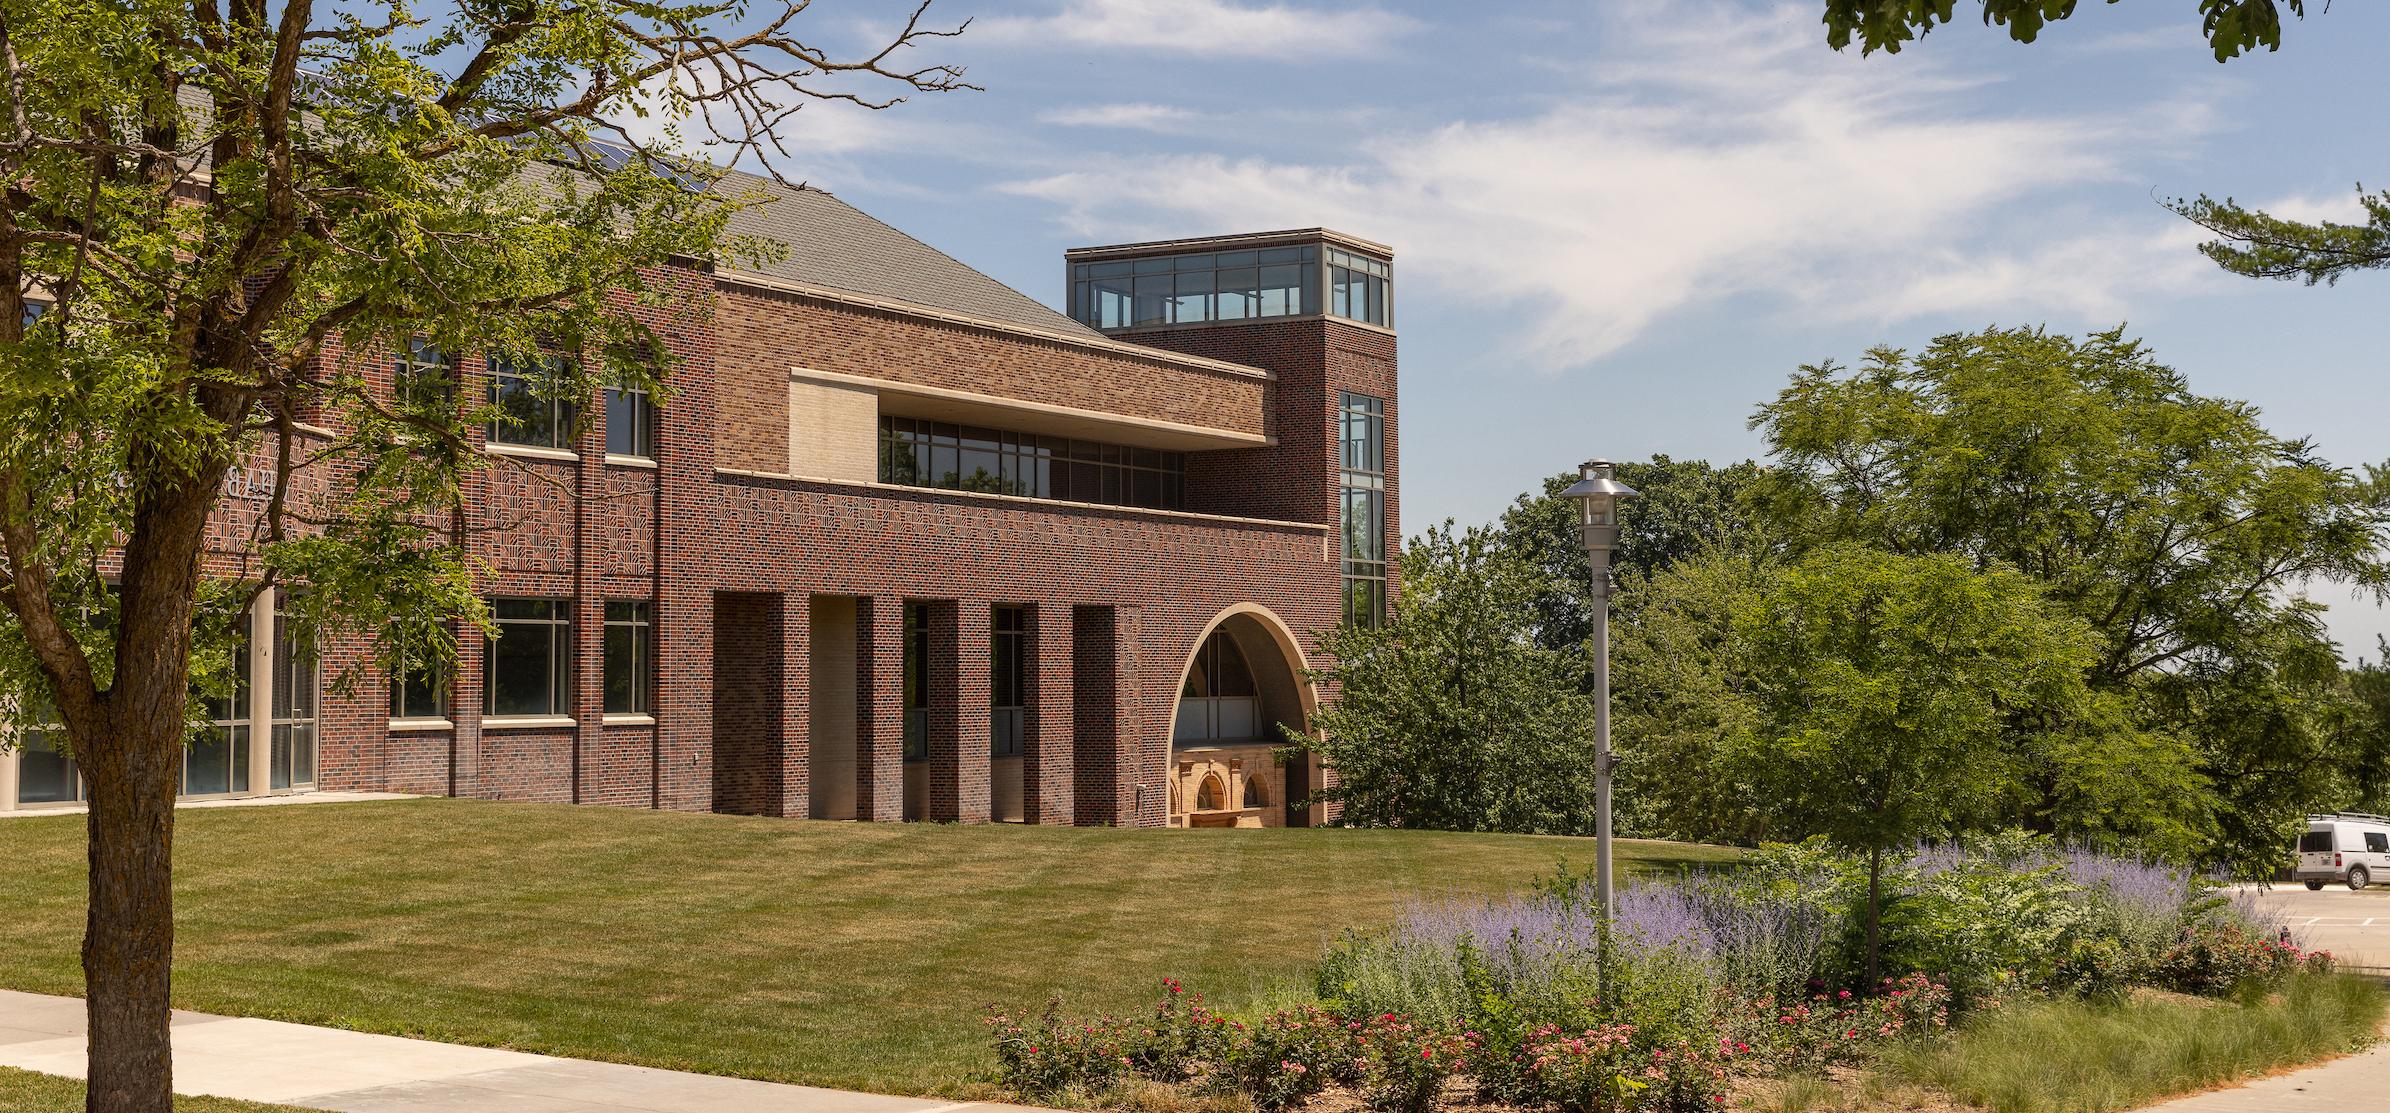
top-left (0, 178), bottom-right (1399, 830)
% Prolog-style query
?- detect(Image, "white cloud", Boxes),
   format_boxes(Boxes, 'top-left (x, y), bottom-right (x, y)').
top-left (1000, 5), bottom-right (2227, 369)
top-left (974, 0), bottom-right (1417, 60)
top-left (2260, 190), bottom-right (2373, 224)
top-left (1039, 103), bottom-right (1197, 130)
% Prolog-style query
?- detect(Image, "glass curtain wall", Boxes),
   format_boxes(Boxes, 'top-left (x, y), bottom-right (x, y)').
top-left (1071, 246), bottom-right (1319, 330)
top-left (1338, 393), bottom-right (1388, 627)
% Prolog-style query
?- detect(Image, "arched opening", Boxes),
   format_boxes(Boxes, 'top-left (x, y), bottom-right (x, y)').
top-left (1167, 606), bottom-right (1318, 828)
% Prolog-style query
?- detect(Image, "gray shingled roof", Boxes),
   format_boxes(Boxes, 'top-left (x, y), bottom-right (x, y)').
top-left (718, 170), bottom-right (1097, 338)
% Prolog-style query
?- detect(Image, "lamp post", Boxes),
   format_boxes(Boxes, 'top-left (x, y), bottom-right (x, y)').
top-left (1559, 458), bottom-right (1638, 920)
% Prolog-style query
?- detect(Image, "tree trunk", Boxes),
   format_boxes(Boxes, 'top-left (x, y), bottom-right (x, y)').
top-left (1865, 843), bottom-right (1883, 991)
top-left (80, 710), bottom-right (179, 1113)
top-left (77, 466), bottom-right (216, 1113)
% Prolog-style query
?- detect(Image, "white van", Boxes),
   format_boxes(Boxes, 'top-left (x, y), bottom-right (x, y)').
top-left (2295, 813), bottom-right (2390, 890)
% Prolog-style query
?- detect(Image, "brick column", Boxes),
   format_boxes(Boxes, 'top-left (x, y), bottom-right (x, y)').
top-left (855, 595), bottom-right (906, 822)
top-left (779, 591), bottom-right (811, 818)
top-left (1026, 604), bottom-right (1075, 825)
top-left (1070, 605), bottom-right (1118, 827)
top-left (1116, 604), bottom-right (1153, 828)
top-left (931, 600), bottom-right (992, 823)
top-left (450, 613), bottom-right (486, 799)
top-left (655, 584), bottom-right (714, 812)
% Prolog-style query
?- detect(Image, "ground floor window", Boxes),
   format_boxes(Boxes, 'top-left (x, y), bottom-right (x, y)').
top-left (902, 601), bottom-right (930, 762)
top-left (992, 605), bottom-right (1025, 757)
top-left (391, 652), bottom-right (451, 720)
top-left (488, 598), bottom-right (573, 717)
top-left (604, 601), bottom-right (654, 715)
top-left (16, 721), bottom-right (77, 806)
top-left (189, 627), bottom-right (252, 796)
top-left (272, 594), bottom-right (318, 789)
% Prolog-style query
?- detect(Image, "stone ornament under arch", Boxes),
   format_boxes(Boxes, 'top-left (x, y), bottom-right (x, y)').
top-left (1166, 604), bottom-right (1321, 829)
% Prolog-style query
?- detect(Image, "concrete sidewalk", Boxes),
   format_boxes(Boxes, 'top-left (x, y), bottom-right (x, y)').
top-left (2135, 1035), bottom-right (2390, 1113)
top-left (0, 989), bottom-right (1050, 1113)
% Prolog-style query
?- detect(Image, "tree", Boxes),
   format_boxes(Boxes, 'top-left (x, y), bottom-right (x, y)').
top-left (1730, 544), bottom-right (2102, 985)
top-left (1749, 326), bottom-right (2390, 871)
top-left (2172, 191), bottom-right (2390, 285)
top-left (1816, 3), bottom-right (2390, 283)
top-left (0, 3), bottom-right (965, 1109)
top-left (1820, 1), bottom-right (2309, 62)
top-left (1609, 546), bottom-right (1776, 845)
top-left (1300, 523), bottom-right (1598, 834)
top-left (1497, 455), bottom-right (1769, 654)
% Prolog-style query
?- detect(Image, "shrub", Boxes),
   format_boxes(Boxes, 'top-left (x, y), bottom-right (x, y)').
top-left (1216, 1006), bottom-right (1351, 1112)
top-left (2148, 922), bottom-right (2333, 997)
top-left (1127, 978), bottom-right (1233, 1084)
top-left (1349, 1013), bottom-right (1471, 1113)
top-left (1726, 973), bottom-right (1953, 1077)
top-left (1634, 1038), bottom-right (1734, 1112)
top-left (985, 999), bottom-right (1131, 1098)
top-left (1519, 1023), bottom-right (1644, 1113)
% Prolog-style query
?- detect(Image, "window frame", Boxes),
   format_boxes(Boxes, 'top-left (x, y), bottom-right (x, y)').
top-left (1070, 245), bottom-right (1320, 330)
top-left (395, 337), bottom-right (458, 416)
top-left (1338, 392), bottom-right (1389, 628)
top-left (991, 605), bottom-right (1026, 758)
top-left (486, 353), bottom-right (579, 451)
top-left (604, 381), bottom-right (658, 461)
top-left (603, 600), bottom-right (654, 716)
top-left (485, 597), bottom-right (575, 719)
top-left (902, 601), bottom-right (931, 763)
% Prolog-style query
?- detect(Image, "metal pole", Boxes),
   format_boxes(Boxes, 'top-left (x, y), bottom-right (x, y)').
top-left (1591, 546), bottom-right (1614, 922)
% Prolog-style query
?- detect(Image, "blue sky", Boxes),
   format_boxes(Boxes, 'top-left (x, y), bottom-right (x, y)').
top-left (731, 1), bottom-right (2390, 654)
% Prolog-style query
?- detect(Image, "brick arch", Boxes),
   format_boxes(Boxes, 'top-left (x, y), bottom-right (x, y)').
top-left (1163, 603), bottom-right (1320, 828)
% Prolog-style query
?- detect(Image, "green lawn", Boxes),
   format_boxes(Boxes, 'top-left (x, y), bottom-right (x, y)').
top-left (0, 799), bottom-right (1733, 1096)
top-left (0, 1067), bottom-right (307, 1113)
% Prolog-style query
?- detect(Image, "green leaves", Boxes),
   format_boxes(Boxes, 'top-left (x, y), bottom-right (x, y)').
top-left (1751, 326), bottom-right (2389, 869)
top-left (1818, 1), bottom-right (2307, 61)
top-left (2171, 189), bottom-right (2390, 286)
top-left (1301, 523), bottom-right (1600, 834)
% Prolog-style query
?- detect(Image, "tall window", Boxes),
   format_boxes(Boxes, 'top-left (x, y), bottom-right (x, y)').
top-left (395, 337), bottom-right (457, 414)
top-left (189, 629), bottom-right (252, 796)
top-left (991, 606), bottom-right (1026, 758)
top-left (488, 354), bottom-right (576, 450)
top-left (902, 602), bottom-right (930, 763)
top-left (1327, 247), bottom-right (1392, 327)
top-left (271, 595), bottom-right (318, 789)
top-left (487, 598), bottom-right (573, 717)
top-left (1339, 392), bottom-right (1387, 628)
top-left (605, 383), bottom-right (657, 459)
top-left (604, 601), bottom-right (653, 715)
top-left (1070, 246), bottom-right (1319, 330)
top-left (879, 417), bottom-right (1184, 510)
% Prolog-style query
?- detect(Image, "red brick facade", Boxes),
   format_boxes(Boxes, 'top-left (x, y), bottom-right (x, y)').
top-left (52, 230), bottom-right (1401, 830)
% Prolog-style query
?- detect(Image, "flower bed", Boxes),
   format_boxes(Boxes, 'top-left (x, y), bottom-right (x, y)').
top-left (984, 836), bottom-right (2335, 1113)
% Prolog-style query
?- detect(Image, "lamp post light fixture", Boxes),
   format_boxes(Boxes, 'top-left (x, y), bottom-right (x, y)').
top-left (1559, 458), bottom-right (1638, 921)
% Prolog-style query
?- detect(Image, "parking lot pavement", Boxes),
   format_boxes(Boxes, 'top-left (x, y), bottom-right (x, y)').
top-left (2232, 883), bottom-right (2390, 970)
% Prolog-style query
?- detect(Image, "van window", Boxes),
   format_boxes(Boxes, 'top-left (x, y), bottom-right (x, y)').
top-left (2368, 832), bottom-right (2388, 854)
top-left (2301, 830), bottom-right (2334, 852)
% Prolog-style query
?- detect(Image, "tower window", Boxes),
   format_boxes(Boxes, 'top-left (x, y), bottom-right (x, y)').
top-left (1071, 246), bottom-right (1320, 329)
top-left (1339, 392), bottom-right (1387, 627)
